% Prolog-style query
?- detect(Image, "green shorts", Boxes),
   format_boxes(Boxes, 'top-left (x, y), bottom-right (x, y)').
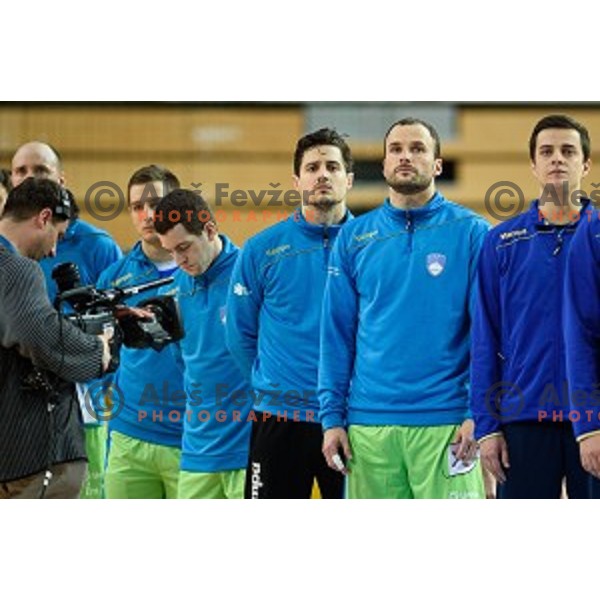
top-left (79, 424), bottom-right (108, 500)
top-left (347, 425), bottom-right (485, 500)
top-left (178, 470), bottom-right (246, 500)
top-left (104, 431), bottom-right (181, 499)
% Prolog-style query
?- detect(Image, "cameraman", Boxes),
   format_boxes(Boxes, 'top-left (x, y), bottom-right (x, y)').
top-left (0, 179), bottom-right (112, 499)
top-left (12, 141), bottom-right (123, 499)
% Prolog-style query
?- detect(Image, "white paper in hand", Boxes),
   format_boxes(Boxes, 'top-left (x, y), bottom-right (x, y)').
top-left (448, 443), bottom-right (479, 477)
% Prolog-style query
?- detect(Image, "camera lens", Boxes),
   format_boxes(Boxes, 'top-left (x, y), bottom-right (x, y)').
top-left (52, 262), bottom-right (82, 294)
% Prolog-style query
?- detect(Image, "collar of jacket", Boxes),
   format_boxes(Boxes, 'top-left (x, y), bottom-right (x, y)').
top-left (0, 235), bottom-right (18, 254)
top-left (531, 198), bottom-right (592, 231)
top-left (382, 192), bottom-right (446, 223)
top-left (291, 208), bottom-right (353, 239)
top-left (193, 235), bottom-right (237, 286)
top-left (62, 218), bottom-right (80, 242)
top-left (127, 241), bottom-right (155, 266)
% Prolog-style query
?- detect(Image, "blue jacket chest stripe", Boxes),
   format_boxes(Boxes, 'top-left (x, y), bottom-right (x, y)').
top-left (179, 278), bottom-right (230, 300)
top-left (259, 246), bottom-right (329, 270)
top-left (107, 263), bottom-right (157, 287)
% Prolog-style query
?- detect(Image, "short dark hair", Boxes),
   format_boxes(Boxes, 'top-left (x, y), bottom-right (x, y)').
top-left (3, 178), bottom-right (72, 223)
top-left (127, 165), bottom-right (181, 204)
top-left (293, 128), bottom-right (354, 176)
top-left (154, 189), bottom-right (216, 236)
top-left (384, 118), bottom-right (442, 159)
top-left (0, 168), bottom-right (13, 193)
top-left (530, 114), bottom-right (591, 162)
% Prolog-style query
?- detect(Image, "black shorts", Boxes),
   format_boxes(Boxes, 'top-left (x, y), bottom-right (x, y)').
top-left (245, 412), bottom-right (344, 499)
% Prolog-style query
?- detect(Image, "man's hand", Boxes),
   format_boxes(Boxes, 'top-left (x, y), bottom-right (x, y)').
top-left (480, 434), bottom-right (510, 485)
top-left (580, 434), bottom-right (600, 480)
top-left (114, 306), bottom-right (154, 321)
top-left (323, 428), bottom-right (353, 476)
top-left (453, 419), bottom-right (478, 465)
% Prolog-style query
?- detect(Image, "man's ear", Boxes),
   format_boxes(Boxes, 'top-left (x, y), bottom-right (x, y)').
top-left (347, 172), bottom-right (355, 191)
top-left (35, 207), bottom-right (53, 229)
top-left (583, 158), bottom-right (592, 179)
top-left (205, 220), bottom-right (219, 241)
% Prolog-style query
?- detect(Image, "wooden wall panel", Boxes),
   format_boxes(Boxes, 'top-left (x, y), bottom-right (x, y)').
top-left (24, 107), bottom-right (188, 153)
top-left (17, 105), bottom-right (302, 155)
top-left (459, 107), bottom-right (600, 154)
top-left (0, 107), bottom-right (26, 153)
top-left (185, 108), bottom-right (303, 153)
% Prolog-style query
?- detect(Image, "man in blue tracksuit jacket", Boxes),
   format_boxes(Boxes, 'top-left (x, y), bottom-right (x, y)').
top-left (320, 118), bottom-right (489, 500)
top-left (99, 165), bottom-right (185, 499)
top-left (472, 114), bottom-right (594, 499)
top-left (226, 128), bottom-right (355, 499)
top-left (156, 189), bottom-right (252, 499)
top-left (565, 208), bottom-right (600, 498)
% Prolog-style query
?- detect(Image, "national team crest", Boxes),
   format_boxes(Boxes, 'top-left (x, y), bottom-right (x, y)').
top-left (426, 253), bottom-right (447, 277)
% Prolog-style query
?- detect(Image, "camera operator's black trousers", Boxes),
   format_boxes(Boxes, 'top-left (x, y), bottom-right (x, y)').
top-left (245, 413), bottom-right (344, 499)
top-left (0, 460), bottom-right (87, 499)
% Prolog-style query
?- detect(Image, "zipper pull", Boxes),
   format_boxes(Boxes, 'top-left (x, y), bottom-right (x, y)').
top-left (553, 231), bottom-right (564, 257)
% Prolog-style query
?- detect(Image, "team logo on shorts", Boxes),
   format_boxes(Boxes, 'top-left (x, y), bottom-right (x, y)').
top-left (426, 253), bottom-right (447, 277)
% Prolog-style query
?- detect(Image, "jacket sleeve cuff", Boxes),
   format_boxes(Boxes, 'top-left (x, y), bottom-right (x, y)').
top-left (321, 413), bottom-right (346, 432)
top-left (477, 432), bottom-right (504, 444)
top-left (474, 416), bottom-right (502, 443)
top-left (577, 430), bottom-right (600, 443)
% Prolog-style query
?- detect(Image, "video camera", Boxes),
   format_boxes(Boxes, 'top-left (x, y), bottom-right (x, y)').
top-left (52, 263), bottom-right (184, 372)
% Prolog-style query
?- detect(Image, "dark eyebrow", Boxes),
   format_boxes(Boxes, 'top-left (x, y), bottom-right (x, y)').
top-left (539, 143), bottom-right (578, 151)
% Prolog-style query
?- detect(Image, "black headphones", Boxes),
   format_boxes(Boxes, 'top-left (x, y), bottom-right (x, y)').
top-left (53, 187), bottom-right (74, 220)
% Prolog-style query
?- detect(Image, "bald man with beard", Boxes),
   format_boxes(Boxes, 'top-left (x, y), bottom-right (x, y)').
top-left (11, 141), bottom-right (123, 499)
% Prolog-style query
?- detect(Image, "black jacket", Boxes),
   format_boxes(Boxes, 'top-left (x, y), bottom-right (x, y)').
top-left (0, 242), bottom-right (104, 483)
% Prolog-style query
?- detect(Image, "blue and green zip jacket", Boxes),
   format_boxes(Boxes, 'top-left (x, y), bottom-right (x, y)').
top-left (319, 194), bottom-right (490, 431)
top-left (174, 236), bottom-right (252, 473)
top-left (226, 209), bottom-right (353, 423)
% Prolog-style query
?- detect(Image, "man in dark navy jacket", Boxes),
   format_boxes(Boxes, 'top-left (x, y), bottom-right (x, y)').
top-left (472, 114), bottom-right (594, 499)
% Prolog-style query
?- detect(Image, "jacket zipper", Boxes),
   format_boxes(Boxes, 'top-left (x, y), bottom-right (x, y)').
top-left (553, 227), bottom-right (566, 405)
top-left (323, 229), bottom-right (331, 268)
top-left (406, 212), bottom-right (415, 253)
top-left (553, 228), bottom-right (566, 256)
